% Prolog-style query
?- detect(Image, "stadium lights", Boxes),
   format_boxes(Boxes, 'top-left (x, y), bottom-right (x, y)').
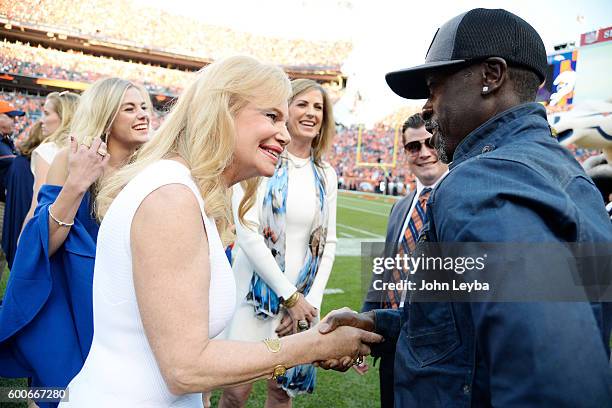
top-left (58, 34), bottom-right (67, 40)
top-left (46, 32), bottom-right (55, 38)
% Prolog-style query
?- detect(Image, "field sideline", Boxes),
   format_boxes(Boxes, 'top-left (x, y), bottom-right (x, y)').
top-left (0, 191), bottom-right (397, 407)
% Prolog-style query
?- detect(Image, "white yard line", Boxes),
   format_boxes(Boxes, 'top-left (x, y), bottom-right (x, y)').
top-left (338, 204), bottom-right (387, 217)
top-left (337, 223), bottom-right (384, 238)
top-left (339, 195), bottom-right (394, 209)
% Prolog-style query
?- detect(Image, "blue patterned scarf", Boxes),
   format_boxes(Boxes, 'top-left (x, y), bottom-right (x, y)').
top-left (246, 155), bottom-right (328, 396)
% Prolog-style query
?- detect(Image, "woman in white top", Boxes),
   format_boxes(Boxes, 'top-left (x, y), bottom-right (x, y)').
top-left (60, 56), bottom-right (380, 407)
top-left (220, 79), bottom-right (338, 407)
top-left (23, 91), bottom-right (79, 228)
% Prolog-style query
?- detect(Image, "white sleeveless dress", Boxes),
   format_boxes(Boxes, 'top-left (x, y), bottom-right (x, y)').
top-left (60, 160), bottom-right (236, 407)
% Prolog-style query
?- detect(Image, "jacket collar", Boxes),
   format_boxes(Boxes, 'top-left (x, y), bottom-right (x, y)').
top-left (449, 102), bottom-right (548, 170)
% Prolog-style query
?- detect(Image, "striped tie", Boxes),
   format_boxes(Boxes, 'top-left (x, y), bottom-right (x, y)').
top-left (385, 188), bottom-right (431, 309)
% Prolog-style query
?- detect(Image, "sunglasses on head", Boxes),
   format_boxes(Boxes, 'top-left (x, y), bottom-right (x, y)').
top-left (404, 138), bottom-right (435, 155)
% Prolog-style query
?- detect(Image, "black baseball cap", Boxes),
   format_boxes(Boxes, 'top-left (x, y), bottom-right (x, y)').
top-left (386, 8), bottom-right (547, 99)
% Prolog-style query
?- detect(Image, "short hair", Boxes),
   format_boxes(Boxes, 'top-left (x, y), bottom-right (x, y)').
top-left (508, 66), bottom-right (542, 103)
top-left (401, 112), bottom-right (425, 134)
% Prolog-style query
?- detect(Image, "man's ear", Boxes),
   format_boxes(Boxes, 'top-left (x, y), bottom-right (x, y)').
top-left (480, 57), bottom-right (508, 95)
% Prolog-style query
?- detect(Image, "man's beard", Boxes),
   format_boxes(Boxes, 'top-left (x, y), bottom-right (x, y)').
top-left (426, 119), bottom-right (450, 163)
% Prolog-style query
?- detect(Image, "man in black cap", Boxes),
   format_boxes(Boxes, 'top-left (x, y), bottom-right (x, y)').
top-left (318, 8), bottom-right (612, 406)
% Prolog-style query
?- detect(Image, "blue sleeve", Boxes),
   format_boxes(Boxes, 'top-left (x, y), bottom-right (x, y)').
top-left (371, 309), bottom-right (404, 356)
top-left (0, 185), bottom-right (98, 395)
top-left (435, 159), bottom-right (612, 405)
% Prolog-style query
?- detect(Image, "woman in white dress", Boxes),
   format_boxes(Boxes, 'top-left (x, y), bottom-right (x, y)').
top-left (59, 56), bottom-right (380, 407)
top-left (22, 91), bottom-right (79, 228)
top-left (220, 79), bottom-right (338, 407)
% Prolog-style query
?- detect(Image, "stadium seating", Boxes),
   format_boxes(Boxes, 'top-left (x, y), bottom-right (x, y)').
top-left (0, 0), bottom-right (351, 70)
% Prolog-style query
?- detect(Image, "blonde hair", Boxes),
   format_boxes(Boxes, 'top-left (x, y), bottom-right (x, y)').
top-left (18, 121), bottom-right (45, 158)
top-left (289, 79), bottom-right (336, 167)
top-left (70, 77), bottom-right (152, 215)
top-left (95, 56), bottom-right (292, 244)
top-left (43, 91), bottom-right (80, 147)
top-left (70, 78), bottom-right (151, 148)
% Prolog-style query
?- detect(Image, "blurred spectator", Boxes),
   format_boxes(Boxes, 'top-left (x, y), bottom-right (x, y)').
top-left (0, 99), bottom-right (23, 283)
top-left (2, 121), bottom-right (45, 268)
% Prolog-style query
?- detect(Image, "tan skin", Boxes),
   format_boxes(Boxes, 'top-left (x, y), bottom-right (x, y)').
top-left (130, 101), bottom-right (382, 396)
top-left (220, 89), bottom-right (327, 408)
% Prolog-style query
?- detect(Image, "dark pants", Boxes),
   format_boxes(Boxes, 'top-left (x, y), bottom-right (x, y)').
top-left (379, 352), bottom-right (395, 408)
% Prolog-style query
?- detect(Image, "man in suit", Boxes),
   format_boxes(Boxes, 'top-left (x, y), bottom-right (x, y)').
top-left (361, 112), bottom-right (447, 408)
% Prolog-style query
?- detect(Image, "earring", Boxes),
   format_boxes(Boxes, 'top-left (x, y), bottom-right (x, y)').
top-left (482, 86), bottom-right (489, 93)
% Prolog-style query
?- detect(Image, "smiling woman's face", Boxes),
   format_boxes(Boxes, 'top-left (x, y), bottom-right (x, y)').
top-left (287, 88), bottom-right (324, 145)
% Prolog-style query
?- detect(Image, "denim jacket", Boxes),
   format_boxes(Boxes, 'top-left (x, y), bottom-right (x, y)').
top-left (374, 103), bottom-right (612, 407)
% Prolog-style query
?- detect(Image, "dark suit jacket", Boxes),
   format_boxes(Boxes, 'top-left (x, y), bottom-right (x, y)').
top-left (362, 189), bottom-right (416, 313)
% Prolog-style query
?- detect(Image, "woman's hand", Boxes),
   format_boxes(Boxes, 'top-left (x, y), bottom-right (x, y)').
top-left (65, 136), bottom-right (110, 193)
top-left (281, 293), bottom-right (317, 334)
top-left (305, 323), bottom-right (383, 369)
top-left (276, 312), bottom-right (293, 337)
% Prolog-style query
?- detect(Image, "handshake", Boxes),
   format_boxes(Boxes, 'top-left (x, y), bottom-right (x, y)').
top-left (308, 307), bottom-right (382, 372)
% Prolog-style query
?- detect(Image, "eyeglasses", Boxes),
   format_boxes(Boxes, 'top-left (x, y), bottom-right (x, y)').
top-left (404, 138), bottom-right (435, 155)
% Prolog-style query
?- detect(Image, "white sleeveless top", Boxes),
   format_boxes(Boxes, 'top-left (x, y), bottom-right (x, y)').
top-left (30, 141), bottom-right (60, 174)
top-left (60, 160), bottom-right (236, 407)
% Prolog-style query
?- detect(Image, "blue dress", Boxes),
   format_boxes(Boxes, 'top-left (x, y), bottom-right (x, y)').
top-left (0, 185), bottom-right (98, 408)
top-left (2, 155), bottom-right (35, 269)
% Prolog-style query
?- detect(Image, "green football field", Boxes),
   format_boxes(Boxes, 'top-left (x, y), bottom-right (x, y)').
top-left (0, 191), bottom-right (396, 407)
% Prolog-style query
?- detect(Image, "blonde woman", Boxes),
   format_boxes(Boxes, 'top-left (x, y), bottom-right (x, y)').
top-left (220, 79), bottom-right (337, 407)
top-left (23, 91), bottom-right (79, 228)
top-left (0, 78), bottom-right (151, 393)
top-left (59, 56), bottom-right (379, 407)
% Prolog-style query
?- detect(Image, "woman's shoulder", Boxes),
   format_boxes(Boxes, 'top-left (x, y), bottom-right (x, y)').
top-left (45, 147), bottom-right (70, 185)
top-left (33, 142), bottom-right (60, 159)
top-left (125, 160), bottom-right (197, 202)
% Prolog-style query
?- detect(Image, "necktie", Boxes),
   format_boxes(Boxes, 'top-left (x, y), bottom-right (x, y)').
top-left (385, 188), bottom-right (431, 308)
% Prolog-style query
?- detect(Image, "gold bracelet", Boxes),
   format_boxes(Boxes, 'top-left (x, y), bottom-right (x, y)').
top-left (282, 291), bottom-right (300, 308)
top-left (48, 206), bottom-right (74, 227)
top-left (271, 365), bottom-right (287, 381)
top-left (263, 338), bottom-right (281, 353)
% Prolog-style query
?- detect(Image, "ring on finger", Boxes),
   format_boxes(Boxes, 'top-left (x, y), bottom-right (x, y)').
top-left (297, 319), bottom-right (309, 331)
top-left (97, 147), bottom-right (108, 157)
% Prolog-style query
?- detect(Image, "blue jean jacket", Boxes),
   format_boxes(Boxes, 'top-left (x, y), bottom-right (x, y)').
top-left (373, 103), bottom-right (612, 407)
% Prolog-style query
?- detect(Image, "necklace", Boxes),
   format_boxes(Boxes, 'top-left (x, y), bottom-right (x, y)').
top-left (284, 154), bottom-right (311, 169)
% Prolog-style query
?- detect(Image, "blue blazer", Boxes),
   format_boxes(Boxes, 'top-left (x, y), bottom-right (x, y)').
top-left (2, 155), bottom-right (35, 269)
top-left (0, 185), bottom-right (98, 408)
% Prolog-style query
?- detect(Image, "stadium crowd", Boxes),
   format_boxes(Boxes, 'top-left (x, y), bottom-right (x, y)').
top-left (0, 41), bottom-right (191, 95)
top-left (0, 0), bottom-right (352, 70)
